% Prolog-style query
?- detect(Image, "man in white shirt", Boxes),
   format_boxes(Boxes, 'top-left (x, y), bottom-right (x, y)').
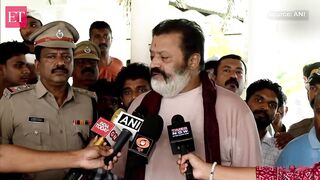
top-left (245, 79), bottom-right (285, 166)
top-left (113, 18), bottom-right (262, 180)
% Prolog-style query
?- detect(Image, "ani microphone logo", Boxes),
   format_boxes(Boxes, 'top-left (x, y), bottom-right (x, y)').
top-left (5, 6), bottom-right (27, 28)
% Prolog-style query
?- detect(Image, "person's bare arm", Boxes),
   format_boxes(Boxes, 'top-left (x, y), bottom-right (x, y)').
top-left (178, 153), bottom-right (256, 180)
top-left (0, 144), bottom-right (115, 173)
top-left (214, 165), bottom-right (256, 180)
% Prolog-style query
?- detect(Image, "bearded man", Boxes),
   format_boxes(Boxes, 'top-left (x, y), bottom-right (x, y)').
top-left (111, 19), bottom-right (262, 180)
top-left (245, 79), bottom-right (285, 166)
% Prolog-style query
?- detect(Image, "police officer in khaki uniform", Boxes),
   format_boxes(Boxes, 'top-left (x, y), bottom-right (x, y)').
top-left (72, 40), bottom-right (100, 90)
top-left (0, 21), bottom-right (96, 180)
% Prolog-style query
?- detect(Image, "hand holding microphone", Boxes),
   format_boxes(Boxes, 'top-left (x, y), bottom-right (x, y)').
top-left (91, 108), bottom-right (129, 165)
top-left (167, 114), bottom-right (195, 180)
top-left (63, 109), bottom-right (125, 180)
top-left (78, 136), bottom-right (118, 170)
top-left (178, 153), bottom-right (212, 180)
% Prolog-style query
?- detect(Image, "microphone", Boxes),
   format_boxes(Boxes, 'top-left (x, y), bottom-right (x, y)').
top-left (91, 108), bottom-right (125, 146)
top-left (63, 110), bottom-right (125, 180)
top-left (104, 111), bottom-right (144, 164)
top-left (111, 108), bottom-right (126, 123)
top-left (128, 114), bottom-right (164, 164)
top-left (124, 114), bottom-right (163, 179)
top-left (91, 117), bottom-right (121, 146)
top-left (112, 111), bottom-right (144, 140)
top-left (167, 114), bottom-right (195, 180)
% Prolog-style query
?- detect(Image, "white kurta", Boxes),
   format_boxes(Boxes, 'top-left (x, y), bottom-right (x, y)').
top-left (113, 84), bottom-right (262, 179)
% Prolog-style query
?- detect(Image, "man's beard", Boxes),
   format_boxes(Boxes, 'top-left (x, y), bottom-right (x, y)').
top-left (253, 110), bottom-right (273, 130)
top-left (151, 67), bottom-right (191, 97)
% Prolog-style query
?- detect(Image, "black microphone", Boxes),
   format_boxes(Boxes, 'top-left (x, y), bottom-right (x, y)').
top-left (104, 129), bottom-right (132, 164)
top-left (104, 111), bottom-right (144, 164)
top-left (128, 114), bottom-right (163, 164)
top-left (167, 114), bottom-right (195, 180)
top-left (124, 114), bottom-right (164, 179)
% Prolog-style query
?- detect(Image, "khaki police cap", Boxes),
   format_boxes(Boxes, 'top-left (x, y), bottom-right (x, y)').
top-left (29, 21), bottom-right (79, 48)
top-left (74, 41), bottom-right (101, 61)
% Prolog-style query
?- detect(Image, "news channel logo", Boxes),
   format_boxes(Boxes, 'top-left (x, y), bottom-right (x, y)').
top-left (5, 6), bottom-right (27, 28)
top-left (268, 10), bottom-right (309, 20)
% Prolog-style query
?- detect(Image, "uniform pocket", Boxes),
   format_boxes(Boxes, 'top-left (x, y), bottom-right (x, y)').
top-left (20, 121), bottom-right (50, 148)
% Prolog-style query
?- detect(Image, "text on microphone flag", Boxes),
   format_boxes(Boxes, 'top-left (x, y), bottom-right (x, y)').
top-left (91, 117), bottom-right (114, 137)
top-left (171, 127), bottom-right (190, 137)
top-left (114, 111), bottom-right (144, 131)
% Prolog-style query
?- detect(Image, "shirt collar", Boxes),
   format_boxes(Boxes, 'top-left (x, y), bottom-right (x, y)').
top-left (35, 80), bottom-right (48, 98)
top-left (35, 80), bottom-right (75, 102)
top-left (267, 125), bottom-right (275, 136)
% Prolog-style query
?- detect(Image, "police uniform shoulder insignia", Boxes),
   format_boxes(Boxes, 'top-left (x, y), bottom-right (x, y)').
top-left (73, 87), bottom-right (97, 100)
top-left (3, 84), bottom-right (34, 98)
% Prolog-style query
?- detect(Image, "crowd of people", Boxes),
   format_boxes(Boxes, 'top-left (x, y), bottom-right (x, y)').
top-left (0, 8), bottom-right (319, 180)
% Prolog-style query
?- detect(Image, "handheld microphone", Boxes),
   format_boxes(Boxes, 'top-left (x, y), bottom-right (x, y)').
top-left (63, 110), bottom-right (125, 180)
top-left (124, 114), bottom-right (163, 180)
top-left (167, 114), bottom-right (195, 180)
top-left (112, 111), bottom-right (144, 140)
top-left (90, 108), bottom-right (125, 146)
top-left (91, 117), bottom-right (121, 146)
top-left (104, 111), bottom-right (144, 164)
top-left (128, 114), bottom-right (164, 164)
top-left (111, 108), bottom-right (126, 123)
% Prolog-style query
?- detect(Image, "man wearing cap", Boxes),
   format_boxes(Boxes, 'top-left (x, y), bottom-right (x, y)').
top-left (20, 9), bottom-right (43, 53)
top-left (19, 10), bottom-right (43, 84)
top-left (0, 21), bottom-right (95, 180)
top-left (72, 41), bottom-right (100, 90)
top-left (274, 62), bottom-right (320, 149)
